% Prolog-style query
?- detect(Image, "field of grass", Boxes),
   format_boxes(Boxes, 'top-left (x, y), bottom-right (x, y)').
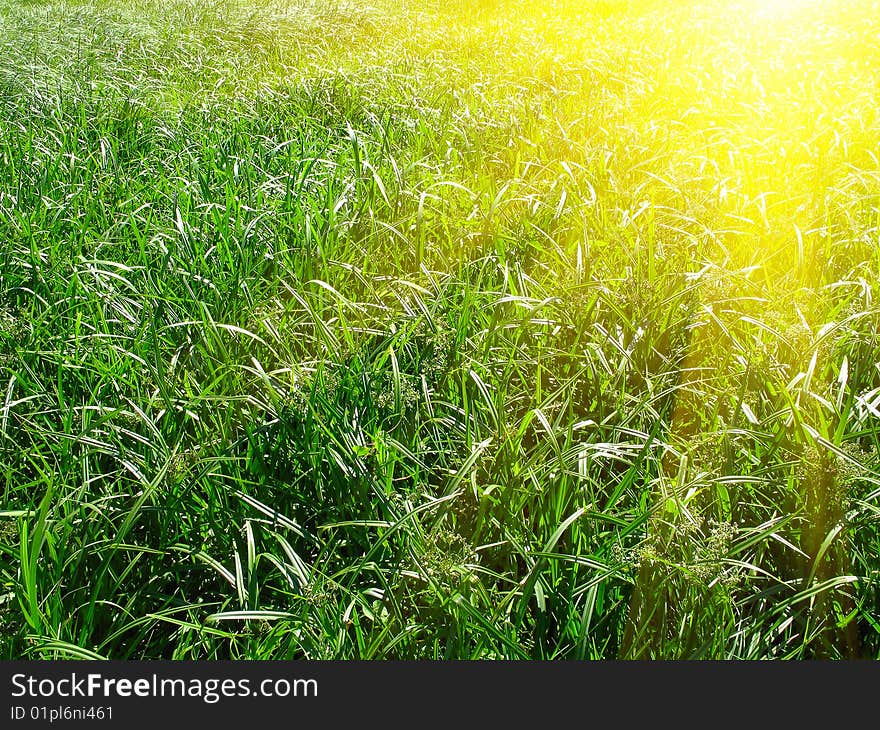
top-left (1, 0), bottom-right (879, 659)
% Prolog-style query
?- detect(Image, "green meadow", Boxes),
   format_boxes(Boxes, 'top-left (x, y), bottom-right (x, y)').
top-left (1, 0), bottom-right (879, 659)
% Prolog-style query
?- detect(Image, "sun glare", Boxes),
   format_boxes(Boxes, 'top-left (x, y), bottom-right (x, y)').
top-left (754, 0), bottom-right (816, 19)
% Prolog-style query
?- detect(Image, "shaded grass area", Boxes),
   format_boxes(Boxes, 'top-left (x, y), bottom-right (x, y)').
top-left (1, 0), bottom-right (879, 658)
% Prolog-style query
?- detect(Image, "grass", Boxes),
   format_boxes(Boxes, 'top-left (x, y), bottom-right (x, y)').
top-left (0, 0), bottom-right (879, 659)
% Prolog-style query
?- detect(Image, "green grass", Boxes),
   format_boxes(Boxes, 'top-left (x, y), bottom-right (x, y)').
top-left (1, 0), bottom-right (879, 659)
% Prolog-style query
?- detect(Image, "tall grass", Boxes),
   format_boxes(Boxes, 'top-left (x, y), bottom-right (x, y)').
top-left (1, 0), bottom-right (879, 659)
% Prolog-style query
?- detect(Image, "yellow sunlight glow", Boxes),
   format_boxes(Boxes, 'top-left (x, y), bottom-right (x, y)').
top-left (753, 0), bottom-right (816, 19)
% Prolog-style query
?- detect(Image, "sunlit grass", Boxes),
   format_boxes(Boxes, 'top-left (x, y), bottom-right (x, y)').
top-left (0, 0), bottom-right (878, 659)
